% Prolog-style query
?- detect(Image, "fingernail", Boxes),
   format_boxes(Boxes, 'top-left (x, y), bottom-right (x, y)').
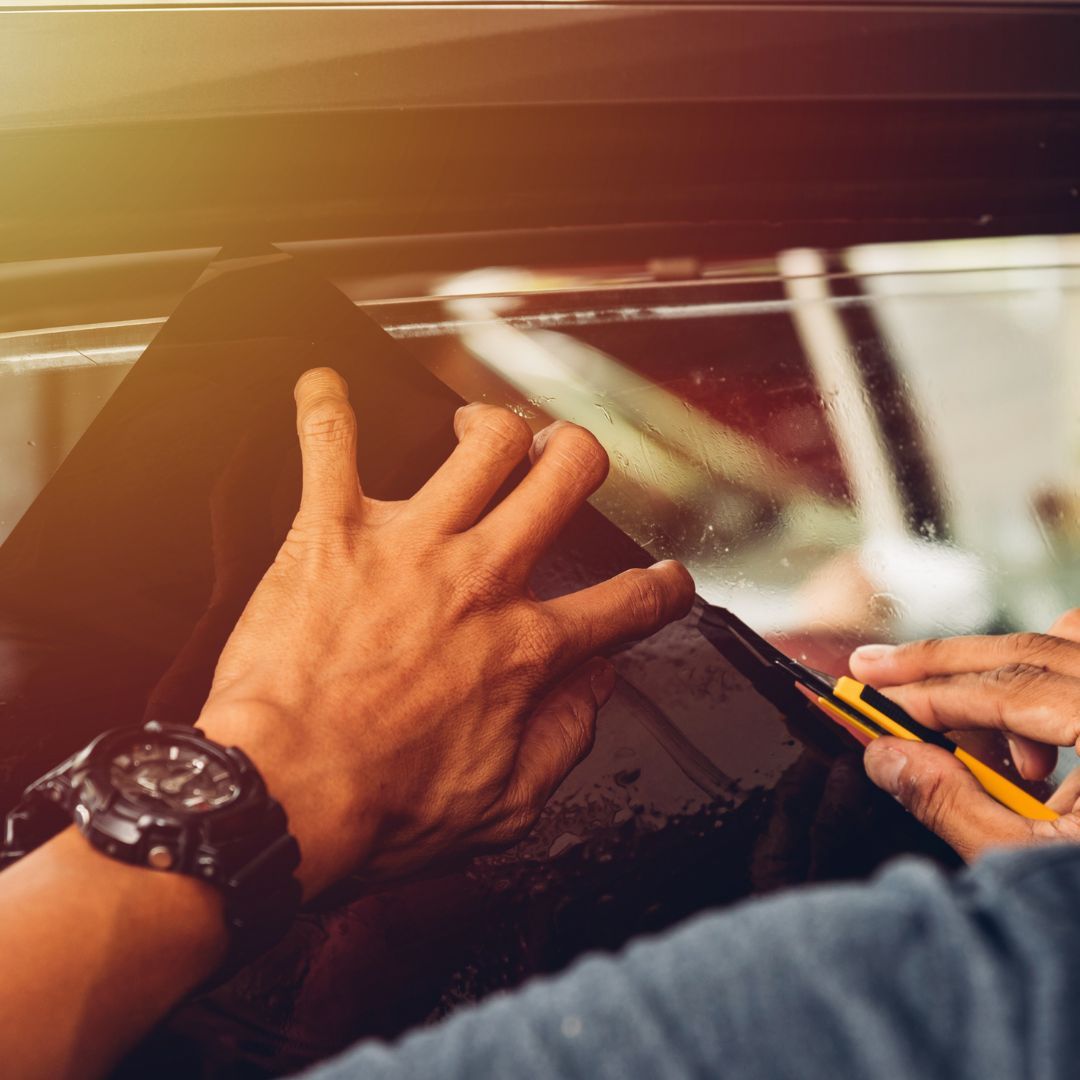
top-left (649, 559), bottom-right (682, 573)
top-left (530, 422), bottom-right (563, 462)
top-left (590, 660), bottom-right (616, 706)
top-left (865, 743), bottom-right (907, 795)
top-left (454, 403), bottom-right (481, 436)
top-left (1007, 737), bottom-right (1030, 777)
top-left (852, 643), bottom-right (895, 664)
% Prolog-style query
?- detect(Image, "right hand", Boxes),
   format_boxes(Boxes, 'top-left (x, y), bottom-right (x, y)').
top-left (197, 369), bottom-right (695, 897)
top-left (850, 609), bottom-right (1080, 860)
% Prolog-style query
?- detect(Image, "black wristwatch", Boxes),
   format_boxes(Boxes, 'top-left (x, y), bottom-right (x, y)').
top-left (0, 721), bottom-right (302, 977)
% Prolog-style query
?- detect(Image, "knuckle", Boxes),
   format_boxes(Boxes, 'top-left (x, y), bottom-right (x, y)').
top-left (1034, 815), bottom-right (1080, 844)
top-left (513, 610), bottom-right (564, 670)
top-left (546, 699), bottom-right (594, 765)
top-left (471, 406), bottom-right (533, 457)
top-left (449, 561), bottom-right (511, 611)
top-left (1005, 631), bottom-right (1059, 664)
top-left (984, 662), bottom-right (1048, 696)
top-left (299, 397), bottom-right (355, 445)
top-left (903, 768), bottom-right (954, 833)
top-left (542, 425), bottom-right (609, 487)
top-left (562, 698), bottom-right (597, 757)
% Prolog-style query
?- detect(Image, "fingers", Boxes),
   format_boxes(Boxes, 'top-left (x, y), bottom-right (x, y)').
top-left (410, 411), bottom-right (609, 575)
top-left (1046, 765), bottom-right (1080, 814)
top-left (874, 668), bottom-right (1080, 750)
top-left (294, 368), bottom-right (363, 521)
top-left (850, 631), bottom-right (1080, 686)
top-left (850, 621), bottom-right (1080, 780)
top-left (547, 560), bottom-right (696, 658)
top-left (864, 738), bottom-right (1032, 860)
top-left (1049, 608), bottom-right (1080, 643)
top-left (478, 422), bottom-right (609, 573)
top-left (411, 404), bottom-right (533, 531)
top-left (1006, 734), bottom-right (1060, 781)
top-left (510, 658), bottom-right (616, 809)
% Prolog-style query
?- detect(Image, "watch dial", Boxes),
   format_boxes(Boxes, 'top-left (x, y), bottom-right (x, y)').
top-left (110, 736), bottom-right (240, 812)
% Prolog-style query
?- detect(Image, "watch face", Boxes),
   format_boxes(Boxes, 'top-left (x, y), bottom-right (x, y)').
top-left (109, 735), bottom-right (240, 813)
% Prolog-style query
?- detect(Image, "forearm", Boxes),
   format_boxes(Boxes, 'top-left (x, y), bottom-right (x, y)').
top-left (0, 828), bottom-right (226, 1080)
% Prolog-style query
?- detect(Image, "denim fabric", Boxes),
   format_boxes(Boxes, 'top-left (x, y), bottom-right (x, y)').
top-left (301, 846), bottom-right (1080, 1080)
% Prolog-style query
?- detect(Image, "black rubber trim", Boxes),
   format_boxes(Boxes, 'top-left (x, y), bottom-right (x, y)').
top-left (4, 97), bottom-right (1079, 263)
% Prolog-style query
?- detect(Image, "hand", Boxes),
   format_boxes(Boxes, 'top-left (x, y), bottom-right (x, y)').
top-left (849, 609), bottom-right (1080, 859)
top-left (197, 369), bottom-right (695, 897)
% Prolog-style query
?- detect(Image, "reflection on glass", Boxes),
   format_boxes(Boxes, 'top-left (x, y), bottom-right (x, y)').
top-left (3, 235), bottom-right (1078, 650)
top-left (2, 235), bottom-right (1078, 1069)
top-left (395, 238), bottom-right (1080, 648)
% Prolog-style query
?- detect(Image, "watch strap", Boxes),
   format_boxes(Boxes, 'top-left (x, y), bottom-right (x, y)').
top-left (204, 798), bottom-right (302, 978)
top-left (0, 726), bottom-right (302, 980)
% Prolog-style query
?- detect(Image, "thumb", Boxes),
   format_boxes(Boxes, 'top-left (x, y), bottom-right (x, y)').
top-left (864, 738), bottom-right (1032, 860)
top-left (512, 659), bottom-right (615, 807)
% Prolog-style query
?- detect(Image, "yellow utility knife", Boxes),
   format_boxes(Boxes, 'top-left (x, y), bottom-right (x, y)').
top-left (698, 605), bottom-right (1058, 823)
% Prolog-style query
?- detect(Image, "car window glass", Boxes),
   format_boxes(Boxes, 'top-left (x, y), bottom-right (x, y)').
top-left (2, 233), bottom-right (1078, 1070)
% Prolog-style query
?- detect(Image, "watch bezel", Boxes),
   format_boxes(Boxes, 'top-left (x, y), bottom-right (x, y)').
top-left (80, 723), bottom-right (246, 817)
top-left (63, 723), bottom-right (266, 875)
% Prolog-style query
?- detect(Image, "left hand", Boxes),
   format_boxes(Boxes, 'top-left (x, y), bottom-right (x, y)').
top-left (849, 609), bottom-right (1080, 859)
top-left (197, 370), bottom-right (695, 897)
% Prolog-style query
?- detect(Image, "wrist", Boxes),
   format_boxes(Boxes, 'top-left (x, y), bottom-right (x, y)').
top-left (0, 827), bottom-right (229, 1079)
top-left (43, 827), bottom-right (227, 987)
top-left (197, 699), bottom-right (371, 897)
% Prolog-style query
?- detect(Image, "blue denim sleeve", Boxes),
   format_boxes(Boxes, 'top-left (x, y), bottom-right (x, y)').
top-left (300, 846), bottom-right (1080, 1080)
